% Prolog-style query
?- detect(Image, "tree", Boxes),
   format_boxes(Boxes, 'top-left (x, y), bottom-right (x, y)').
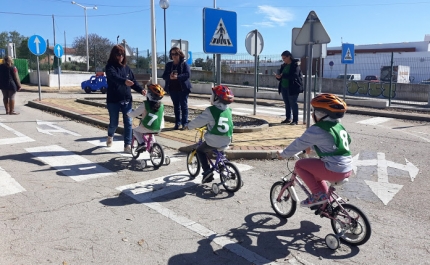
top-left (194, 57), bottom-right (213, 71)
top-left (0, 31), bottom-right (26, 58)
top-left (72, 33), bottom-right (114, 69)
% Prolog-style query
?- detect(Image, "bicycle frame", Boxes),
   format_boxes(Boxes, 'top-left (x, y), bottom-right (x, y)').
top-left (141, 133), bottom-right (155, 152)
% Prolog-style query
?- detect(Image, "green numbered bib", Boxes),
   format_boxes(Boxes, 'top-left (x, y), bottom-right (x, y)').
top-left (208, 106), bottom-right (233, 137)
top-left (141, 101), bottom-right (164, 131)
top-left (313, 121), bottom-right (351, 157)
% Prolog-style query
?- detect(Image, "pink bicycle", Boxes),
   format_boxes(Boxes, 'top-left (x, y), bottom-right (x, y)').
top-left (270, 151), bottom-right (371, 250)
top-left (130, 132), bottom-right (170, 169)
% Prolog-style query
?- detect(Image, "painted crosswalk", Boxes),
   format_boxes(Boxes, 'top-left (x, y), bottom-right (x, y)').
top-left (0, 167), bottom-right (26, 196)
top-left (357, 117), bottom-right (393, 125)
top-left (0, 122), bottom-right (34, 145)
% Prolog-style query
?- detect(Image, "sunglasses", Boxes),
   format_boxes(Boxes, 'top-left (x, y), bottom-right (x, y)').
top-left (171, 53), bottom-right (179, 56)
top-left (116, 53), bottom-right (124, 57)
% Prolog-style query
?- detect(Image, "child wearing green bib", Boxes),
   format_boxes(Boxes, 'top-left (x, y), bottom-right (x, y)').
top-left (187, 85), bottom-right (234, 184)
top-left (277, 94), bottom-right (353, 207)
top-left (127, 84), bottom-right (166, 152)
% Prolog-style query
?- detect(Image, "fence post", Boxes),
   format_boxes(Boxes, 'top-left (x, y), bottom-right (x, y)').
top-left (389, 52), bottom-right (393, 106)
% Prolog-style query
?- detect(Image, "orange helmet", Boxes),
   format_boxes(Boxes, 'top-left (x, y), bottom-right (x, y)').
top-left (311, 93), bottom-right (347, 119)
top-left (212, 85), bottom-right (234, 104)
top-left (147, 84), bottom-right (165, 101)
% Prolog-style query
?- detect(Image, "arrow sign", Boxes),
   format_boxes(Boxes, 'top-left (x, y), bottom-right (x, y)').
top-left (28, 35), bottom-right (47, 56)
top-left (54, 44), bottom-right (64, 58)
top-left (352, 152), bottom-right (419, 205)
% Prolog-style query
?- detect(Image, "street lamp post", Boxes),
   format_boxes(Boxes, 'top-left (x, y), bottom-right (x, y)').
top-left (159, 0), bottom-right (170, 66)
top-left (71, 1), bottom-right (97, 72)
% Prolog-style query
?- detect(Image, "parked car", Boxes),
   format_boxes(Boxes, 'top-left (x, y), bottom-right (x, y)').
top-left (336, 74), bottom-right (361, 80)
top-left (81, 74), bottom-right (108, 94)
top-left (365, 75), bottom-right (379, 82)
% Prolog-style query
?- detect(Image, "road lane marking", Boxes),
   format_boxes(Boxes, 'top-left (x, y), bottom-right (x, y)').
top-left (0, 122), bottom-right (35, 145)
top-left (357, 117), bottom-right (392, 125)
top-left (116, 163), bottom-right (277, 265)
top-left (0, 167), bottom-right (26, 196)
top-left (36, 120), bottom-right (81, 136)
top-left (25, 145), bottom-right (115, 182)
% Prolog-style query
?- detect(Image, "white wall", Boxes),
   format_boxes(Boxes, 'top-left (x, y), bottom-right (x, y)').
top-left (29, 71), bottom-right (94, 87)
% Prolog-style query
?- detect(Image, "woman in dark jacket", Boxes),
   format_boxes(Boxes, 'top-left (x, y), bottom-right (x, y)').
top-left (162, 47), bottom-right (192, 130)
top-left (0, 56), bottom-right (21, 115)
top-left (105, 45), bottom-right (146, 152)
top-left (275, 50), bottom-right (303, 125)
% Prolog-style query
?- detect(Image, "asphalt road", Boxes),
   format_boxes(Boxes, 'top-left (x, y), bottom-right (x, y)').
top-left (0, 92), bottom-right (429, 264)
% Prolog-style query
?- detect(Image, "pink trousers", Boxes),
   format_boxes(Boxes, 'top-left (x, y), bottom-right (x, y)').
top-left (294, 158), bottom-right (352, 195)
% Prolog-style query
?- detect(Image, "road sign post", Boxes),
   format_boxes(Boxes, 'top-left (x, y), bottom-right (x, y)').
top-left (54, 44), bottom-right (64, 91)
top-left (294, 11), bottom-right (330, 128)
top-left (245, 29), bottom-right (264, 115)
top-left (341, 43), bottom-right (355, 100)
top-left (28, 35), bottom-right (47, 101)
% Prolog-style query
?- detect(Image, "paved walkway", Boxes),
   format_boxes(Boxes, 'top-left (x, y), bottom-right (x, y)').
top-left (21, 84), bottom-right (430, 159)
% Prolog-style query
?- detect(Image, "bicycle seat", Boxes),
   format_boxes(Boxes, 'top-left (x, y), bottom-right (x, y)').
top-left (329, 178), bottom-right (349, 186)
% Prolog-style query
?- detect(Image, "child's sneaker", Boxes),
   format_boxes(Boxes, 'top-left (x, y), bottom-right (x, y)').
top-left (201, 169), bottom-right (214, 184)
top-left (300, 192), bottom-right (328, 207)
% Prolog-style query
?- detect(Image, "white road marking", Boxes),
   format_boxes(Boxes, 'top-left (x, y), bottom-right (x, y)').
top-left (0, 167), bottom-right (26, 196)
top-left (36, 120), bottom-right (81, 136)
top-left (357, 117), bottom-right (392, 125)
top-left (352, 152), bottom-right (418, 205)
top-left (116, 163), bottom-right (276, 265)
top-left (87, 139), bottom-right (181, 164)
top-left (0, 122), bottom-right (35, 145)
top-left (25, 145), bottom-right (115, 182)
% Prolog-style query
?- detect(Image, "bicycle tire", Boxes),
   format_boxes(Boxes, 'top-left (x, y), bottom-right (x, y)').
top-left (186, 150), bottom-right (200, 178)
top-left (220, 162), bottom-right (242, 192)
top-left (270, 181), bottom-right (297, 218)
top-left (131, 136), bottom-right (140, 159)
top-left (150, 143), bottom-right (164, 168)
top-left (330, 203), bottom-right (372, 246)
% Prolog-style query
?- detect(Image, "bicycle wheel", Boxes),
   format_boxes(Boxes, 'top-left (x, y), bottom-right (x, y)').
top-left (270, 181), bottom-right (297, 218)
top-left (331, 203), bottom-right (372, 246)
top-left (149, 143), bottom-right (164, 168)
top-left (131, 136), bottom-right (140, 159)
top-left (220, 162), bottom-right (242, 192)
top-left (186, 150), bottom-right (200, 178)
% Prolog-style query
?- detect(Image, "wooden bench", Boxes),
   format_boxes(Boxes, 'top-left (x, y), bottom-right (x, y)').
top-left (134, 74), bottom-right (151, 87)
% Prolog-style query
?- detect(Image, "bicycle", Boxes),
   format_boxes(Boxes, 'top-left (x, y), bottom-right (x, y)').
top-left (186, 126), bottom-right (242, 195)
top-left (130, 117), bottom-right (170, 169)
top-left (269, 151), bottom-right (371, 250)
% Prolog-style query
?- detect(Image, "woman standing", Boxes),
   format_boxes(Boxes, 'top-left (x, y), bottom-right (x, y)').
top-left (162, 47), bottom-right (192, 130)
top-left (0, 56), bottom-right (21, 115)
top-left (275, 50), bottom-right (303, 125)
top-left (105, 45), bottom-right (146, 152)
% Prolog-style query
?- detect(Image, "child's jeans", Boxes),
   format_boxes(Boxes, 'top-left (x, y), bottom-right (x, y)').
top-left (196, 142), bottom-right (214, 173)
top-left (294, 158), bottom-right (352, 195)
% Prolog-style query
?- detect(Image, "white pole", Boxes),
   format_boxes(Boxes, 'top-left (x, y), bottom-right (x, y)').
top-left (84, 7), bottom-right (89, 72)
top-left (150, 0), bottom-right (158, 84)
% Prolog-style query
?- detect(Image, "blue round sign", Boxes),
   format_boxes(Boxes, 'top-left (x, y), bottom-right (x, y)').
top-left (54, 44), bottom-right (64, 58)
top-left (28, 35), bottom-right (47, 56)
top-left (329, 61), bottom-right (334, 67)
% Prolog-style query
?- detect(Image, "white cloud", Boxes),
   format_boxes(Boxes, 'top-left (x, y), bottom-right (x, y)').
top-left (256, 5), bottom-right (294, 26)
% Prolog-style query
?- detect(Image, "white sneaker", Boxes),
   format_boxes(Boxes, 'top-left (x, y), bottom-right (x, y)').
top-left (124, 145), bottom-right (131, 153)
top-left (106, 136), bottom-right (113, 147)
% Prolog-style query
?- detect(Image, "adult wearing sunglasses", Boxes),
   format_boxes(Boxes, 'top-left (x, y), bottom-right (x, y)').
top-left (162, 47), bottom-right (192, 130)
top-left (105, 45), bottom-right (146, 152)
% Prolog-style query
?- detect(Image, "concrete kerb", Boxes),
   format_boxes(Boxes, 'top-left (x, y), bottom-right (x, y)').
top-left (26, 99), bottom-right (276, 160)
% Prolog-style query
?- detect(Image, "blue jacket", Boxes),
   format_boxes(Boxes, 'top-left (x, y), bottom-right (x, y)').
top-left (162, 60), bottom-right (192, 93)
top-left (105, 63), bottom-right (143, 104)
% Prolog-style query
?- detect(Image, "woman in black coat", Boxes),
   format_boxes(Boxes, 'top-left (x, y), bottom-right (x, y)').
top-left (275, 50), bottom-right (303, 125)
top-left (0, 56), bottom-right (21, 115)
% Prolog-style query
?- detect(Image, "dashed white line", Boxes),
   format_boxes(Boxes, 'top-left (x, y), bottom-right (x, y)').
top-left (0, 167), bottom-right (26, 196)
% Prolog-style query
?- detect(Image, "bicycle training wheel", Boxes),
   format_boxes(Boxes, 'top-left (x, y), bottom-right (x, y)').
top-left (219, 162), bottom-right (242, 193)
top-left (186, 150), bottom-right (200, 178)
top-left (131, 136), bottom-right (140, 159)
top-left (331, 203), bottom-right (372, 246)
top-left (149, 143), bottom-right (165, 168)
top-left (270, 181), bottom-right (297, 218)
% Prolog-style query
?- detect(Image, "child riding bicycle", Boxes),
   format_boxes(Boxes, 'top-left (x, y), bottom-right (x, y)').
top-left (127, 84), bottom-right (166, 152)
top-left (186, 85), bottom-right (234, 184)
top-left (277, 93), bottom-right (353, 207)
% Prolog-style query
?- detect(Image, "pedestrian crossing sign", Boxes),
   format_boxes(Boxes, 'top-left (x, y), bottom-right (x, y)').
top-left (341, 43), bottom-right (355, 64)
top-left (203, 8), bottom-right (237, 54)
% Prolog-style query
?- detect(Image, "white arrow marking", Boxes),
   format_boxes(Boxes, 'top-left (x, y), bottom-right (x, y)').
top-left (386, 159), bottom-right (419, 182)
top-left (0, 167), bottom-right (26, 196)
top-left (364, 180), bottom-right (403, 206)
top-left (36, 120), bottom-right (81, 136)
top-left (34, 36), bottom-right (41, 54)
top-left (56, 45), bottom-right (61, 56)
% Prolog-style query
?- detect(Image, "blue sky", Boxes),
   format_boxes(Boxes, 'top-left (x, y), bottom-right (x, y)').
top-left (2, 0), bottom-right (430, 57)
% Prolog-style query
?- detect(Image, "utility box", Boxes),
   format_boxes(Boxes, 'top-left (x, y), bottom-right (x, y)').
top-left (380, 65), bottom-right (410, 83)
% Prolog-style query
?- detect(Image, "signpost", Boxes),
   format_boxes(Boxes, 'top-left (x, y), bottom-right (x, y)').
top-left (171, 39), bottom-right (189, 60)
top-left (187, 51), bottom-right (192, 65)
top-left (341, 43), bottom-right (355, 100)
top-left (54, 44), bottom-right (64, 90)
top-left (294, 11), bottom-right (330, 128)
top-left (203, 7), bottom-right (237, 85)
top-left (245, 30), bottom-right (264, 115)
top-left (28, 35), bottom-right (47, 101)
